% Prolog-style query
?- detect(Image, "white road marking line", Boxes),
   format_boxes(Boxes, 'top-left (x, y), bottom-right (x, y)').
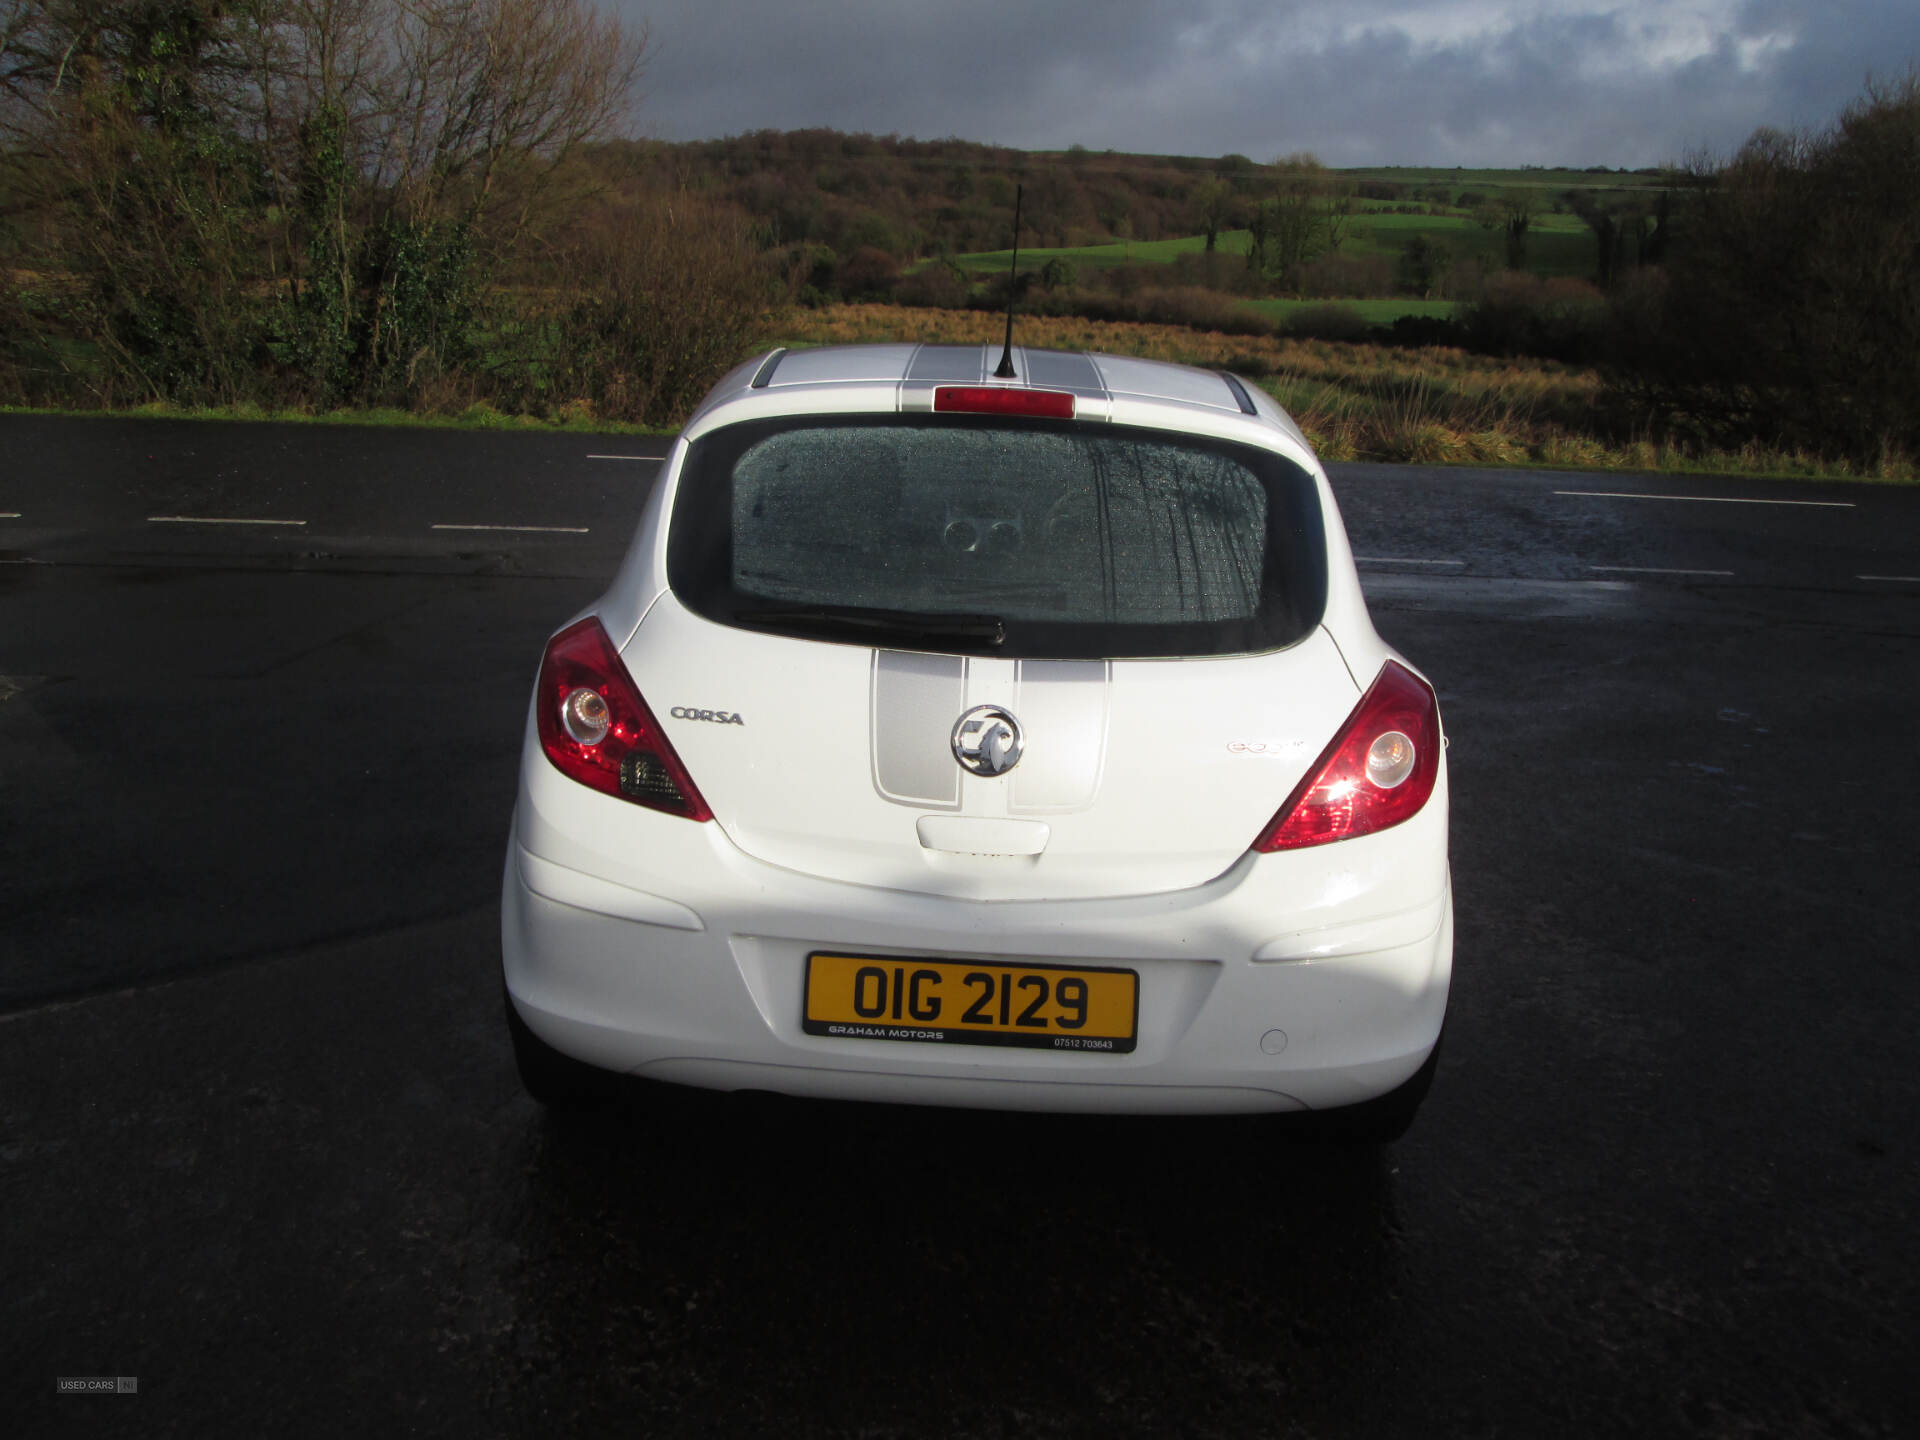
top-left (1556, 490), bottom-right (1854, 508)
top-left (586, 454), bottom-right (656, 461)
top-left (1857, 574), bottom-right (1920, 583)
top-left (1589, 565), bottom-right (1735, 577)
top-left (0, 512), bottom-right (20, 519)
top-left (148, 515), bottom-right (306, 526)
top-left (430, 523), bottom-right (590, 534)
top-left (1354, 556), bottom-right (1466, 566)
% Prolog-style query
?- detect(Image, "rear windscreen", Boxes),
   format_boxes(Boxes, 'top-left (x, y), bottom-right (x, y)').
top-left (667, 414), bottom-right (1327, 659)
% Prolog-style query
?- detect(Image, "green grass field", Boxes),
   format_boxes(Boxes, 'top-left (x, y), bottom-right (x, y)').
top-left (1337, 212), bottom-right (1597, 279)
top-left (954, 232), bottom-right (1245, 271)
top-left (1240, 297), bottom-right (1461, 324)
top-left (956, 208), bottom-right (1604, 286)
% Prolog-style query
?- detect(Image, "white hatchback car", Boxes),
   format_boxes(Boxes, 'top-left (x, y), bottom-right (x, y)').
top-left (503, 343), bottom-right (1451, 1139)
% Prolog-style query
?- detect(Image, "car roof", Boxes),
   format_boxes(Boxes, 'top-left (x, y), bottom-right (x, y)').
top-left (680, 343), bottom-right (1315, 463)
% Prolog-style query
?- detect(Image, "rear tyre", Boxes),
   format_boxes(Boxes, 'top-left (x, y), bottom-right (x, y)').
top-left (504, 988), bottom-right (621, 1110)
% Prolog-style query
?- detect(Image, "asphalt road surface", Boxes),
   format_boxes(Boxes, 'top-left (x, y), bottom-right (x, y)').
top-left (3, 415), bottom-right (1916, 1437)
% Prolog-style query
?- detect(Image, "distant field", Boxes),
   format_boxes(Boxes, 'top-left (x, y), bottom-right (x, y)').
top-left (954, 232), bottom-right (1248, 271)
top-left (1340, 165), bottom-right (1679, 195)
top-left (957, 212), bottom-right (1601, 284)
top-left (1346, 210), bottom-right (1588, 234)
top-left (1336, 213), bottom-right (1597, 279)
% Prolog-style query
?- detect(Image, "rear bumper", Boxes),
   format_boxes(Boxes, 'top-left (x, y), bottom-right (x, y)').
top-left (501, 754), bottom-right (1452, 1116)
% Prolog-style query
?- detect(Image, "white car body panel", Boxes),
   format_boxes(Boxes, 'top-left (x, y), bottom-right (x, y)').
top-left (505, 736), bottom-right (1450, 1113)
top-left (629, 592), bottom-right (1361, 901)
top-left (503, 343), bottom-right (1452, 1116)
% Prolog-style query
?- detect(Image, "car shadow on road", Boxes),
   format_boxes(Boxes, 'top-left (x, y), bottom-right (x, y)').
top-left (486, 1086), bottom-right (1410, 1433)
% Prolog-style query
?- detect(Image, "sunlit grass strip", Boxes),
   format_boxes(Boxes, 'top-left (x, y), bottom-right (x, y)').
top-left (778, 305), bottom-right (1916, 482)
top-left (7, 303), bottom-right (1913, 483)
top-left (0, 400), bottom-right (667, 435)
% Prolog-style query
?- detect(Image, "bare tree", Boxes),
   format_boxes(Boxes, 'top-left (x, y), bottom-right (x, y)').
top-left (369, 1), bottom-right (640, 231)
top-left (1190, 176), bottom-right (1233, 252)
top-left (0, 0), bottom-right (651, 406)
top-left (245, 1), bottom-right (645, 254)
top-left (1499, 189), bottom-right (1533, 269)
top-left (522, 188), bottom-right (770, 426)
top-left (1397, 233), bottom-right (1454, 299)
top-left (1617, 74), bottom-right (1920, 467)
top-left (1321, 182), bottom-right (1355, 253)
top-left (1251, 152), bottom-right (1328, 289)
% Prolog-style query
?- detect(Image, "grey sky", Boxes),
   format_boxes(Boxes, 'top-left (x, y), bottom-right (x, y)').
top-left (604, 0), bottom-right (1915, 165)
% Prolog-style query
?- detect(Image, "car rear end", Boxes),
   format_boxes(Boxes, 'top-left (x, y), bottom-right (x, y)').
top-left (503, 344), bottom-right (1450, 1120)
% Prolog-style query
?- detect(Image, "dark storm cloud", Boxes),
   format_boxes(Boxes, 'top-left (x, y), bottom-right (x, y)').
top-left (606, 1), bottom-right (1917, 164)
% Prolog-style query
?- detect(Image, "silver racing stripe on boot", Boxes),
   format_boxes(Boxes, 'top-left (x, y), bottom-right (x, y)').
top-left (1010, 660), bottom-right (1110, 814)
top-left (871, 652), bottom-right (1111, 813)
top-left (871, 650), bottom-right (965, 808)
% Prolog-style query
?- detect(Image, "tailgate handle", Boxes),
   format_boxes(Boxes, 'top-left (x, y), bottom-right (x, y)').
top-left (915, 817), bottom-right (1050, 856)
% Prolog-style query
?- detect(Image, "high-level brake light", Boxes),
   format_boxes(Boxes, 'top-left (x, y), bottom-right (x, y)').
top-left (933, 386), bottom-right (1075, 419)
top-left (1254, 661), bottom-right (1441, 851)
top-left (535, 616), bottom-right (712, 821)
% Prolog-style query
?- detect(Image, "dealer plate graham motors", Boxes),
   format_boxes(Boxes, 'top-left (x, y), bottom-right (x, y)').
top-left (803, 953), bottom-right (1138, 1053)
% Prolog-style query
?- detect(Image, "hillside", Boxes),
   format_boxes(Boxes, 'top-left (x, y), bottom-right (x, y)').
top-left (593, 132), bottom-right (1684, 327)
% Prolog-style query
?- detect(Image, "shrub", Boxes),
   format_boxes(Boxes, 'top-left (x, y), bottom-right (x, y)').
top-left (1292, 254), bottom-right (1395, 299)
top-left (514, 193), bottom-right (772, 426)
top-left (835, 246), bottom-right (900, 301)
top-left (1017, 283), bottom-right (1273, 337)
top-left (0, 265), bottom-right (53, 405)
top-left (1460, 274), bottom-right (1608, 362)
top-left (1379, 314), bottom-right (1465, 349)
top-left (837, 211), bottom-right (900, 255)
top-left (895, 260), bottom-right (971, 309)
top-left (1130, 286), bottom-right (1269, 334)
top-left (1396, 235), bottom-right (1455, 299)
top-left (0, 0), bottom-right (651, 414)
top-left (1613, 73), bottom-right (1920, 466)
top-left (1282, 304), bottom-right (1371, 342)
top-left (1160, 253), bottom-right (1268, 295)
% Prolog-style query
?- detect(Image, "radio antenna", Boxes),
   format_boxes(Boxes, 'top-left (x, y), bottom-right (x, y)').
top-left (993, 183), bottom-right (1023, 379)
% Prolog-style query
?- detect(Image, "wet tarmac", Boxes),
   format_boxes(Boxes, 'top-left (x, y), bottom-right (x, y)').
top-left (2, 418), bottom-right (1915, 1435)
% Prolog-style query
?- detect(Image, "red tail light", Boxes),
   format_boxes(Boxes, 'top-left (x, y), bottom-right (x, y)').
top-left (1254, 661), bottom-right (1440, 851)
top-left (534, 616), bottom-right (712, 821)
top-left (934, 386), bottom-right (1075, 419)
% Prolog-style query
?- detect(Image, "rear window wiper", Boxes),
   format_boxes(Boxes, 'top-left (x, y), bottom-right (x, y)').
top-left (732, 603), bottom-right (1005, 646)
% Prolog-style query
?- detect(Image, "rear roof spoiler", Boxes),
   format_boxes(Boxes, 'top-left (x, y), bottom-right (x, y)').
top-left (750, 349), bottom-right (788, 389)
top-left (1219, 372), bottom-right (1259, 416)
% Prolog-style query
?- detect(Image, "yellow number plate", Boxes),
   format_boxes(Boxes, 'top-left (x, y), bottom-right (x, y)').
top-left (804, 954), bottom-right (1137, 1053)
